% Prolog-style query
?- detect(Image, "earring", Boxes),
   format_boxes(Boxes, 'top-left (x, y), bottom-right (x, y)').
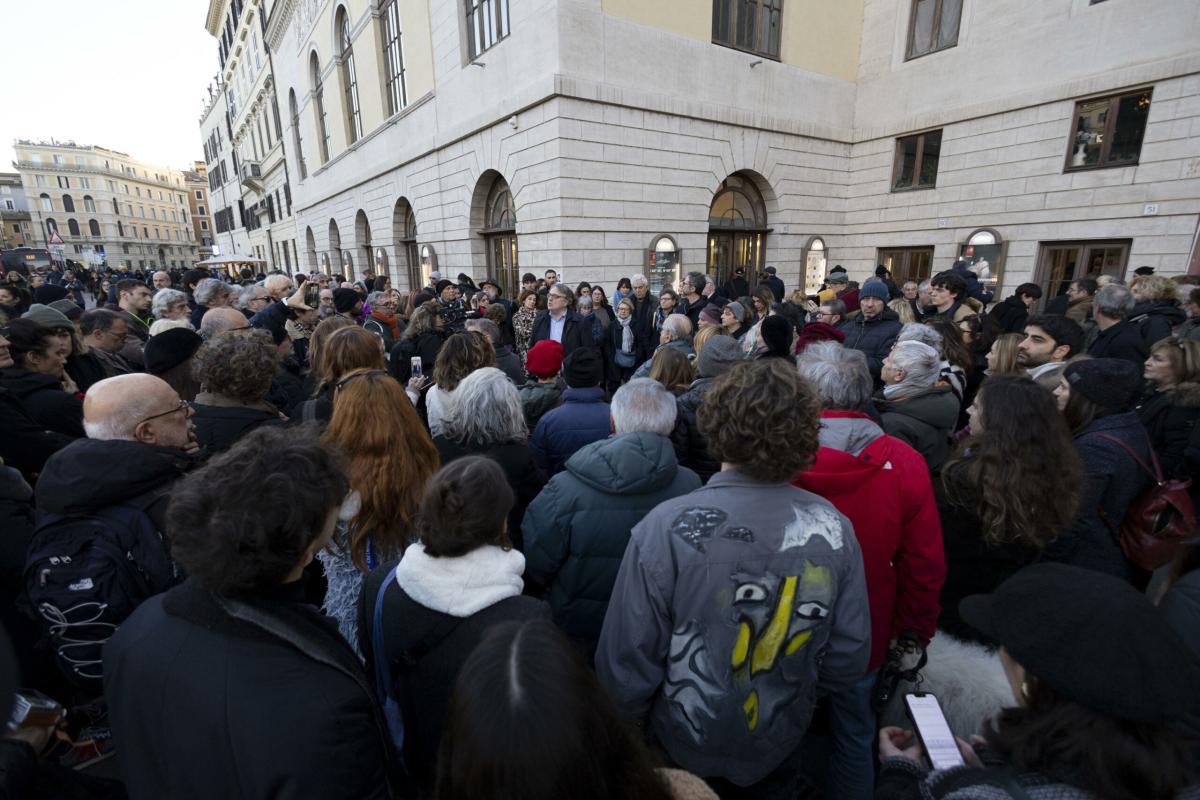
top-left (1020, 680), bottom-right (1034, 704)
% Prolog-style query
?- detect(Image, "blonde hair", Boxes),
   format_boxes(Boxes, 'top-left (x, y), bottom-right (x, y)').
top-left (888, 298), bottom-right (917, 324)
top-left (149, 318), bottom-right (192, 336)
top-left (1130, 274), bottom-right (1178, 303)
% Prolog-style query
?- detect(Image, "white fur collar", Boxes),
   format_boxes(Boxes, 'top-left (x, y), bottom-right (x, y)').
top-left (394, 543), bottom-right (525, 618)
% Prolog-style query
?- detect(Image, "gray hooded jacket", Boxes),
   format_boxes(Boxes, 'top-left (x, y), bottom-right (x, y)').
top-left (595, 469), bottom-right (871, 787)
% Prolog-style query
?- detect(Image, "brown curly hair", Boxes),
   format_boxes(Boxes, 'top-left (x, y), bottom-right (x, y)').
top-left (433, 331), bottom-right (496, 391)
top-left (192, 329), bottom-right (278, 402)
top-left (696, 359), bottom-right (821, 482)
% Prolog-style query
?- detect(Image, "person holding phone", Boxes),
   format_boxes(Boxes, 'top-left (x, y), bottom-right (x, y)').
top-left (875, 563), bottom-right (1200, 800)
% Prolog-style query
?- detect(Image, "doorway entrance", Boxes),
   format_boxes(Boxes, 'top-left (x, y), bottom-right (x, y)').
top-left (1036, 239), bottom-right (1131, 301)
top-left (707, 174), bottom-right (768, 291)
top-left (878, 247), bottom-right (935, 285)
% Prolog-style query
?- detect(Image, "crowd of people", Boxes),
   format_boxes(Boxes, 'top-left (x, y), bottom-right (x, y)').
top-left (0, 256), bottom-right (1197, 799)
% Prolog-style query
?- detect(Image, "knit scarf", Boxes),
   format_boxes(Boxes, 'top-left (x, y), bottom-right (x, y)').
top-left (394, 543), bottom-right (525, 618)
top-left (617, 314), bottom-right (634, 353)
top-left (371, 309), bottom-right (401, 340)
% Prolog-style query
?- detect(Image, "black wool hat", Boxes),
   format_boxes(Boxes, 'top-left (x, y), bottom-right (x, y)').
top-left (144, 328), bottom-right (203, 376)
top-left (333, 288), bottom-right (361, 313)
top-left (434, 279), bottom-right (454, 296)
top-left (960, 563), bottom-right (1200, 723)
top-left (561, 347), bottom-right (604, 389)
top-left (759, 314), bottom-right (793, 358)
top-left (1063, 358), bottom-right (1140, 411)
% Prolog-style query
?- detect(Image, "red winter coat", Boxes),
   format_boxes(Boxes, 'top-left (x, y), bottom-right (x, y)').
top-left (793, 410), bottom-right (945, 670)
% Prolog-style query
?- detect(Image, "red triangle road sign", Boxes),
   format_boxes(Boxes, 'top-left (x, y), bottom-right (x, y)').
top-left (47, 230), bottom-right (65, 246)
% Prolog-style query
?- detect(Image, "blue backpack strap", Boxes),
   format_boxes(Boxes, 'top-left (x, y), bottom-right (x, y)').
top-left (371, 567), bottom-right (406, 757)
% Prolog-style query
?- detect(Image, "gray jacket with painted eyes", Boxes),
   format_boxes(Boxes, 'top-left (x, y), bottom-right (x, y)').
top-left (595, 468), bottom-right (871, 788)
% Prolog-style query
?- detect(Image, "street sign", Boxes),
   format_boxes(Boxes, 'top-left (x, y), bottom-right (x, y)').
top-left (47, 230), bottom-right (65, 246)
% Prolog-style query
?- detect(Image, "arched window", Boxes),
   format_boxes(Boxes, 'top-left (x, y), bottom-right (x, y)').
top-left (336, 7), bottom-right (363, 144)
top-left (960, 228), bottom-right (1005, 297)
top-left (380, 0), bottom-right (407, 116)
top-left (707, 173), bottom-right (768, 290)
top-left (481, 174), bottom-right (518, 298)
top-left (89, 219), bottom-right (101, 237)
top-left (289, 89), bottom-right (307, 179)
top-left (118, 221), bottom-right (125, 237)
top-left (648, 235), bottom-right (680, 295)
top-left (39, 193), bottom-right (52, 212)
top-left (45, 218), bottom-right (58, 235)
top-left (62, 194), bottom-right (75, 213)
top-left (310, 52), bottom-right (331, 163)
top-left (67, 219), bottom-right (80, 237)
top-left (83, 195), bottom-right (96, 213)
top-left (394, 198), bottom-right (420, 289)
top-left (804, 237), bottom-right (827, 294)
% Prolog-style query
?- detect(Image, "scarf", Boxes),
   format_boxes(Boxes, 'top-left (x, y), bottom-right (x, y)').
top-left (394, 542), bottom-right (525, 618)
top-left (617, 314), bottom-right (634, 353)
top-left (371, 309), bottom-right (401, 340)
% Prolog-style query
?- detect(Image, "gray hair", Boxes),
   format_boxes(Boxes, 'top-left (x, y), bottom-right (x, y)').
top-left (576, 294), bottom-right (593, 310)
top-left (902, 280), bottom-right (919, 290)
top-left (367, 291), bottom-right (388, 307)
top-left (918, 280), bottom-right (932, 293)
top-left (821, 299), bottom-right (847, 319)
top-left (263, 274), bottom-right (293, 296)
top-left (897, 322), bottom-right (943, 358)
top-left (464, 317), bottom-right (501, 345)
top-left (887, 341), bottom-right (940, 392)
top-left (194, 278), bottom-right (234, 307)
top-left (661, 313), bottom-right (692, 342)
top-left (1094, 284), bottom-right (1135, 320)
top-left (611, 378), bottom-right (677, 436)
top-left (440, 367), bottom-right (527, 446)
top-left (631, 274), bottom-right (648, 288)
top-left (797, 342), bottom-right (872, 410)
top-left (234, 284), bottom-right (268, 310)
top-left (152, 288), bottom-right (189, 319)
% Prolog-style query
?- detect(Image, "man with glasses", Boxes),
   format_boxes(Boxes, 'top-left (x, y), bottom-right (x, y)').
top-left (81, 309), bottom-right (135, 378)
top-left (529, 283), bottom-right (594, 358)
top-left (679, 272), bottom-right (710, 330)
top-left (238, 285), bottom-right (272, 319)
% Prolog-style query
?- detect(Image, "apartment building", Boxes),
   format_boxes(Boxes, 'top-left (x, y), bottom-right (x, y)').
top-left (0, 173), bottom-right (33, 249)
top-left (184, 161), bottom-right (217, 257)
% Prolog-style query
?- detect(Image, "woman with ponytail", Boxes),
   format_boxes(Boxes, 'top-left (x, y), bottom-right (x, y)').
top-left (359, 457), bottom-right (549, 796)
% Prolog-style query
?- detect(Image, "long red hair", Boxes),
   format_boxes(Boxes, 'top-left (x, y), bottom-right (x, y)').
top-left (322, 368), bottom-right (440, 569)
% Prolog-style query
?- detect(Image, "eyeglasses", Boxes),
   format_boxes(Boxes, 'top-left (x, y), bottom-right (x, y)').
top-left (139, 399), bottom-right (190, 426)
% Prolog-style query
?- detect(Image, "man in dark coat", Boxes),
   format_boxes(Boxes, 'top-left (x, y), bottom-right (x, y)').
top-left (672, 336), bottom-right (744, 483)
top-left (987, 282), bottom-right (1042, 334)
top-left (531, 348), bottom-right (610, 475)
top-left (720, 267), bottom-right (750, 302)
top-left (679, 271), bottom-right (710, 329)
top-left (948, 258), bottom-right (992, 305)
top-left (628, 274), bottom-right (657, 365)
top-left (838, 281), bottom-right (901, 384)
top-left (528, 283), bottom-right (595, 358)
top-left (1088, 283), bottom-right (1148, 368)
top-left (523, 379), bottom-right (701, 659)
top-left (763, 266), bottom-right (785, 302)
top-left (0, 329), bottom-right (73, 483)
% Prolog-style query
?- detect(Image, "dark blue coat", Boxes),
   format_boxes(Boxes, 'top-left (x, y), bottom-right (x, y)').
top-left (838, 308), bottom-right (902, 381)
top-left (530, 387), bottom-right (610, 475)
top-left (522, 432), bottom-right (700, 658)
top-left (1044, 412), bottom-right (1151, 585)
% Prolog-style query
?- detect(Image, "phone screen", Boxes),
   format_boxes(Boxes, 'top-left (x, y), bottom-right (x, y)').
top-left (905, 693), bottom-right (964, 770)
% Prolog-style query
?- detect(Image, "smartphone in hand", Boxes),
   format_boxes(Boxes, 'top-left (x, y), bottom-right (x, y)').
top-left (904, 693), bottom-right (964, 771)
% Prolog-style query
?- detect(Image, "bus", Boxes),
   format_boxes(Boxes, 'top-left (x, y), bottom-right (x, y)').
top-left (0, 247), bottom-right (54, 276)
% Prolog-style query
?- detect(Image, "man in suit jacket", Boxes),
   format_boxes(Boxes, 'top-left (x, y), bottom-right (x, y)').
top-left (529, 283), bottom-right (595, 357)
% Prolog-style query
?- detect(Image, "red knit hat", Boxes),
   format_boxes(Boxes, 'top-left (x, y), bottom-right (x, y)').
top-left (525, 340), bottom-right (564, 378)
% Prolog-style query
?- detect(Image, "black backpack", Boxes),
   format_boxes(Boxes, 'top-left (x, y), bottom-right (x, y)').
top-left (23, 498), bottom-right (178, 689)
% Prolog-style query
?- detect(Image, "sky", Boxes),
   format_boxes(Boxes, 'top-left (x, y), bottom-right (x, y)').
top-left (0, 0), bottom-right (217, 173)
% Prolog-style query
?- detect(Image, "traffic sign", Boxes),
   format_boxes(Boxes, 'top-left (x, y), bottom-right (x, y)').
top-left (47, 230), bottom-right (65, 246)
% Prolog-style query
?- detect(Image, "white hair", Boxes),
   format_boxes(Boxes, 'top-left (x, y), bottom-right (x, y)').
top-left (234, 284), bottom-right (268, 310)
top-left (263, 274), bottom-right (293, 295)
top-left (441, 368), bottom-right (528, 446)
top-left (798, 342), bottom-right (872, 410)
top-left (82, 376), bottom-right (164, 441)
top-left (152, 288), bottom-right (189, 319)
top-left (896, 322), bottom-right (943, 357)
top-left (631, 274), bottom-right (649, 288)
top-left (887, 341), bottom-right (941, 392)
top-left (1094, 284), bottom-right (1135, 319)
top-left (149, 318), bottom-right (192, 336)
top-left (194, 278), bottom-right (234, 307)
top-left (661, 313), bottom-right (692, 341)
top-left (611, 378), bottom-right (677, 436)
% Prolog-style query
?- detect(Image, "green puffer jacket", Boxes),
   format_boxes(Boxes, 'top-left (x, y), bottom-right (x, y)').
top-left (522, 431), bottom-right (700, 660)
top-left (875, 384), bottom-right (960, 473)
top-left (518, 380), bottom-right (562, 430)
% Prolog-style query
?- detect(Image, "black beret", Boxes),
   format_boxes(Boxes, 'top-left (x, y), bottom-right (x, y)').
top-left (333, 288), bottom-right (361, 313)
top-left (561, 346), bottom-right (603, 389)
top-left (144, 328), bottom-right (202, 375)
top-left (960, 563), bottom-right (1200, 723)
top-left (1064, 358), bottom-right (1140, 411)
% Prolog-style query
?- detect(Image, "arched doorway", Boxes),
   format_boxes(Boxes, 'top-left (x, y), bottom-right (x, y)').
top-left (477, 173), bottom-right (518, 298)
top-left (328, 218), bottom-right (344, 277)
top-left (355, 210), bottom-right (372, 281)
top-left (707, 173), bottom-right (768, 290)
top-left (393, 198), bottom-right (420, 290)
top-left (306, 226), bottom-right (320, 273)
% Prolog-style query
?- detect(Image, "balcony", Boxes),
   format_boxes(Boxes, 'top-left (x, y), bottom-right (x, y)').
top-left (239, 160), bottom-right (263, 189)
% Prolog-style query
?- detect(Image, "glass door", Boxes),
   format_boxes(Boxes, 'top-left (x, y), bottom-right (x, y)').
top-left (1037, 240), bottom-right (1130, 301)
top-left (878, 247), bottom-right (934, 285)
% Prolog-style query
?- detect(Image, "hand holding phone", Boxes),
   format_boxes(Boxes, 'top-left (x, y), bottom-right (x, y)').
top-left (904, 693), bottom-right (965, 770)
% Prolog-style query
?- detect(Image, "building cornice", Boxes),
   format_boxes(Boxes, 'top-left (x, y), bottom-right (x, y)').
top-left (265, 0), bottom-right (296, 52)
top-left (205, 0), bottom-right (227, 37)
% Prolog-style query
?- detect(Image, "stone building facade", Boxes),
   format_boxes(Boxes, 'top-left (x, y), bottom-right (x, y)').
top-left (0, 173), bottom-right (33, 249)
top-left (259, 0), bottom-right (1200, 301)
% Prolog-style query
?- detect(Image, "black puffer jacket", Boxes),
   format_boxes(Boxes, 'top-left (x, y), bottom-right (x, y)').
top-left (986, 295), bottom-right (1031, 334)
top-left (1136, 382), bottom-right (1200, 499)
top-left (838, 308), bottom-right (902, 380)
top-left (0, 368), bottom-right (84, 438)
top-left (0, 387), bottom-right (73, 484)
top-left (433, 437), bottom-right (547, 551)
top-left (1130, 299), bottom-right (1186, 348)
top-left (671, 377), bottom-right (721, 483)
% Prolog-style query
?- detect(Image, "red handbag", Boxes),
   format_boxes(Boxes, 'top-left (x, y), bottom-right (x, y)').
top-left (1095, 433), bottom-right (1196, 571)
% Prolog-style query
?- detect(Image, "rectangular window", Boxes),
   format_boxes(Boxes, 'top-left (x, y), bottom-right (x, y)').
top-left (1036, 239), bottom-right (1130, 300)
top-left (1065, 88), bottom-right (1152, 171)
top-left (383, 0), bottom-right (408, 116)
top-left (4, 200), bottom-right (14, 211)
top-left (195, 190), bottom-right (203, 199)
top-left (201, 220), bottom-right (209, 230)
top-left (35, 175), bottom-right (46, 187)
top-left (57, 176), bottom-right (69, 189)
top-left (906, 0), bottom-right (962, 60)
top-left (892, 129), bottom-right (942, 191)
top-left (53, 155), bottom-right (64, 165)
top-left (465, 0), bottom-right (510, 60)
top-left (712, 0), bottom-right (783, 60)
top-left (878, 247), bottom-right (935, 285)
top-left (80, 178), bottom-right (90, 189)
